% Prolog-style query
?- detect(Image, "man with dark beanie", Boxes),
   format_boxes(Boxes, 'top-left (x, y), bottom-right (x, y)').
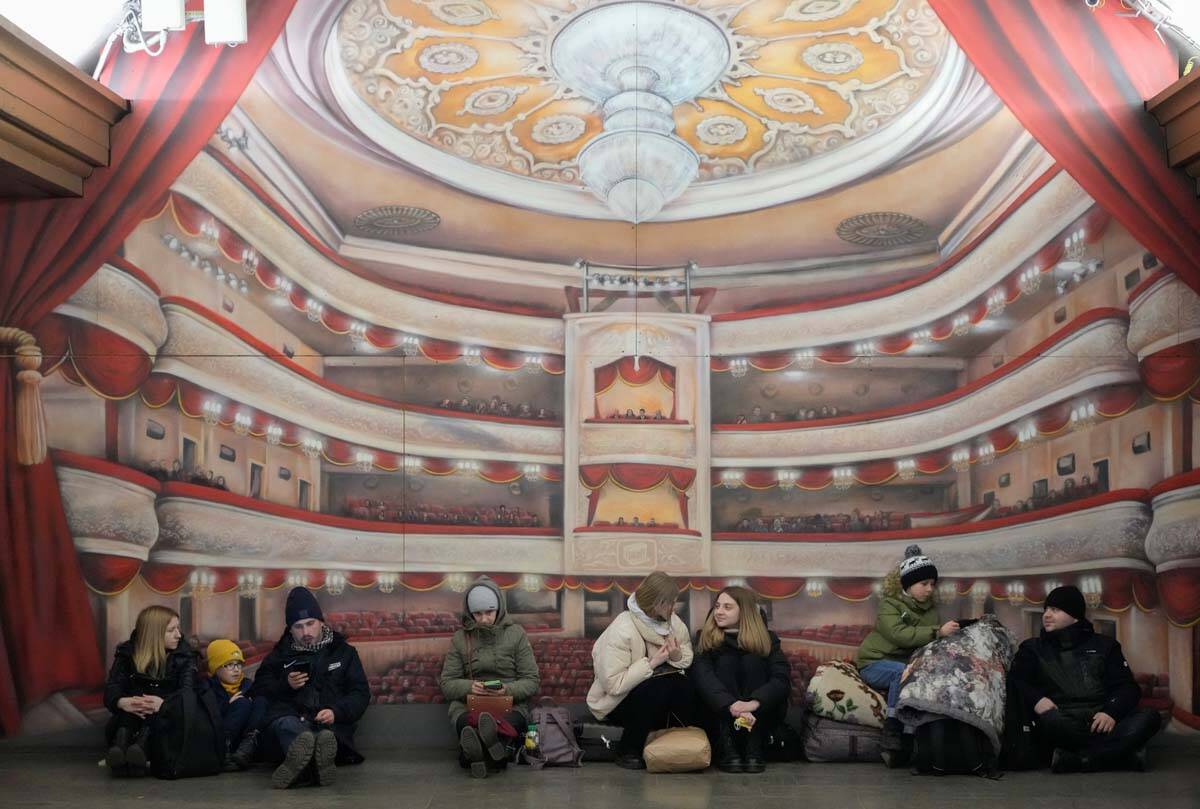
top-left (250, 587), bottom-right (370, 788)
top-left (1009, 584), bottom-right (1161, 773)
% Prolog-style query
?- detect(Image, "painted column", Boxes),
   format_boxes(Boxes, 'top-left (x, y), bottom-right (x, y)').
top-left (563, 313), bottom-right (712, 576)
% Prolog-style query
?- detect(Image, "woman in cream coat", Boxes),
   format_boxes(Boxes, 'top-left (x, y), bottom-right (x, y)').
top-left (588, 571), bottom-right (696, 769)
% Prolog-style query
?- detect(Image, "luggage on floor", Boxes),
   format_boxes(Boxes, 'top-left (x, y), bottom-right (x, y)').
top-left (800, 711), bottom-right (883, 763)
top-left (643, 726), bottom-right (711, 773)
top-left (1000, 679), bottom-right (1043, 771)
top-left (522, 698), bottom-right (583, 769)
top-left (764, 719), bottom-right (806, 762)
top-left (911, 717), bottom-right (999, 778)
top-left (574, 719), bottom-right (622, 763)
top-left (147, 685), bottom-right (225, 779)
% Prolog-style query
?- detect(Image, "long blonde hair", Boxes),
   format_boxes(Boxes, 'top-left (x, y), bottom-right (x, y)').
top-left (698, 586), bottom-right (772, 657)
top-left (132, 605), bottom-right (178, 677)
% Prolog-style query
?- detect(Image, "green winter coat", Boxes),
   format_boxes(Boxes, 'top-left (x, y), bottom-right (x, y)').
top-left (439, 576), bottom-right (540, 727)
top-left (855, 569), bottom-right (941, 669)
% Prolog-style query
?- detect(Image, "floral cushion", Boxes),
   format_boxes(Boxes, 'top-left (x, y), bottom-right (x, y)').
top-left (805, 660), bottom-right (886, 728)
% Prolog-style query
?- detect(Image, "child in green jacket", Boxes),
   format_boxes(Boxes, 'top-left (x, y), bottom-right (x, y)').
top-left (855, 545), bottom-right (959, 753)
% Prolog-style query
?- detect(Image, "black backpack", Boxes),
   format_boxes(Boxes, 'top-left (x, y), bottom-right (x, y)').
top-left (147, 684), bottom-right (225, 779)
top-left (911, 717), bottom-right (1000, 778)
top-left (1000, 679), bottom-right (1044, 771)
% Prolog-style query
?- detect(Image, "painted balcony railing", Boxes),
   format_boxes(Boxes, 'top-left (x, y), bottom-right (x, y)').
top-left (156, 298), bottom-right (564, 463)
top-left (712, 489), bottom-right (1152, 579)
top-left (712, 309), bottom-right (1136, 466)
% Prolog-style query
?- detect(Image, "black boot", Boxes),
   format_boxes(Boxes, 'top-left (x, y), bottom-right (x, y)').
top-left (124, 726), bottom-right (149, 776)
top-left (743, 731), bottom-right (765, 774)
top-left (226, 729), bottom-right (259, 771)
top-left (476, 713), bottom-right (508, 767)
top-left (107, 726), bottom-right (129, 777)
top-left (460, 727), bottom-right (488, 779)
top-left (272, 730), bottom-right (316, 789)
top-left (880, 717), bottom-right (905, 751)
top-left (312, 728), bottom-right (337, 786)
top-left (717, 722), bottom-right (745, 773)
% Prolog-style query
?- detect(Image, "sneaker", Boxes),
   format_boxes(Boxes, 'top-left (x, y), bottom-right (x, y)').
top-left (460, 727), bottom-right (488, 779)
top-left (1050, 748), bottom-right (1081, 774)
top-left (313, 729), bottom-right (337, 786)
top-left (614, 752), bottom-right (646, 770)
top-left (272, 731), bottom-right (316, 789)
top-left (106, 727), bottom-right (129, 777)
top-left (476, 713), bottom-right (508, 765)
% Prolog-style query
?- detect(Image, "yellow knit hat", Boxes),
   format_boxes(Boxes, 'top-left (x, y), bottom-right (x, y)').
top-left (206, 639), bottom-right (244, 675)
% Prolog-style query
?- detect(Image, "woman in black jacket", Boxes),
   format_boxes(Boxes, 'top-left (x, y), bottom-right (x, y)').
top-left (690, 587), bottom-right (791, 773)
top-left (103, 605), bottom-right (197, 776)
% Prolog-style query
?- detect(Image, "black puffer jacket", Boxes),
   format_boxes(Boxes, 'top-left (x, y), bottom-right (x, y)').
top-left (103, 635), bottom-right (198, 715)
top-left (250, 630), bottom-right (370, 764)
top-left (690, 630), bottom-right (791, 719)
top-left (1008, 618), bottom-right (1141, 723)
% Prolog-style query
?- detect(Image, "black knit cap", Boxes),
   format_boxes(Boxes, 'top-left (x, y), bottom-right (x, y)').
top-left (899, 544), bottom-right (939, 590)
top-left (1044, 585), bottom-right (1087, 622)
top-left (285, 586), bottom-right (324, 626)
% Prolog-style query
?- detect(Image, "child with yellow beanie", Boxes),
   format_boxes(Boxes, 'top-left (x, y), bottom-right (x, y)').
top-left (207, 639), bottom-right (268, 771)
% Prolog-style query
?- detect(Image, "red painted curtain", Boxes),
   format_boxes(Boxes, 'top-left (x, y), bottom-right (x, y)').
top-left (929, 0), bottom-right (1200, 294)
top-left (0, 0), bottom-right (296, 735)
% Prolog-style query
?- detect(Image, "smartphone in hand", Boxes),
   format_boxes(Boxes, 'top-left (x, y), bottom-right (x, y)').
top-left (483, 679), bottom-right (504, 691)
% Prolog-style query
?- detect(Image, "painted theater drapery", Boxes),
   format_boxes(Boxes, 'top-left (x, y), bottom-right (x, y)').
top-left (0, 0), bottom-right (296, 735)
top-left (930, 0), bottom-right (1200, 295)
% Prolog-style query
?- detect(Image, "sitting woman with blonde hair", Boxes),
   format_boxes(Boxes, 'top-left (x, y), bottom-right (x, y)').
top-left (587, 571), bottom-right (695, 769)
top-left (690, 587), bottom-right (791, 773)
top-left (103, 605), bottom-right (197, 776)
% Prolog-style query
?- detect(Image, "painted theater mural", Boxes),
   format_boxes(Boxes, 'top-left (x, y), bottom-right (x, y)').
top-left (3, 0), bottom-right (1199, 735)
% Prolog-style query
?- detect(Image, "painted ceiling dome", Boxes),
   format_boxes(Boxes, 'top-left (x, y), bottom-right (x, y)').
top-left (327, 0), bottom-right (965, 221)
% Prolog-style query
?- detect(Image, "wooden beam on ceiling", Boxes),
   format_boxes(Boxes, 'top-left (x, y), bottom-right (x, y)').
top-left (0, 15), bottom-right (128, 199)
top-left (1147, 69), bottom-right (1200, 196)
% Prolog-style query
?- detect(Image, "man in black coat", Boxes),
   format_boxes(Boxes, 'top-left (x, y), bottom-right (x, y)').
top-left (250, 587), bottom-right (370, 789)
top-left (1008, 585), bottom-right (1160, 773)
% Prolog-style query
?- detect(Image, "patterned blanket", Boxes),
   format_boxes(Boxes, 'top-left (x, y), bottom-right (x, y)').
top-left (806, 660), bottom-right (887, 728)
top-left (895, 616), bottom-right (1016, 753)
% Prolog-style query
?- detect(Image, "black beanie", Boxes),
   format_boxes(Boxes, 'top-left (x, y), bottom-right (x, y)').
top-left (285, 586), bottom-right (323, 626)
top-left (899, 544), bottom-right (939, 591)
top-left (1044, 585), bottom-right (1087, 622)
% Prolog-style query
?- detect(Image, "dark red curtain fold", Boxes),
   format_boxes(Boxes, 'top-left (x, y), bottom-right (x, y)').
top-left (747, 577), bottom-right (805, 600)
top-left (829, 579), bottom-right (875, 602)
top-left (0, 0), bottom-right (296, 735)
top-left (78, 553), bottom-right (143, 595)
top-left (1141, 342), bottom-right (1200, 400)
top-left (929, 0), bottom-right (1200, 295)
top-left (1158, 567), bottom-right (1200, 627)
top-left (141, 562), bottom-right (193, 595)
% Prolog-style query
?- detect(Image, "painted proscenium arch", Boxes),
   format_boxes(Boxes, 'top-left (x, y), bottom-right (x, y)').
top-left (712, 310), bottom-right (1135, 466)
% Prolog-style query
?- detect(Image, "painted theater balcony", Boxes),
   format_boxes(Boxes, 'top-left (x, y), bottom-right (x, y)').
top-left (52, 452), bottom-right (563, 574)
top-left (712, 487), bottom-right (1152, 579)
top-left (712, 308), bottom-right (1135, 466)
top-left (155, 155), bottom-right (567, 349)
top-left (708, 169), bottom-right (1094, 353)
top-left (155, 297), bottom-right (564, 463)
top-left (52, 259), bottom-right (167, 357)
top-left (54, 451), bottom-right (160, 562)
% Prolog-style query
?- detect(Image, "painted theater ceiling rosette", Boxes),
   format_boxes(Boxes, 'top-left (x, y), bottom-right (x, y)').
top-left (334, 0), bottom-right (949, 193)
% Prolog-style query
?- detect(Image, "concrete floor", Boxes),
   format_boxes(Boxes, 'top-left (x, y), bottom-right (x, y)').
top-left (2, 710), bottom-right (1197, 809)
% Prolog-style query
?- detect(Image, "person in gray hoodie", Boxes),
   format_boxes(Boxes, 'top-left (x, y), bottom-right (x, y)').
top-left (439, 576), bottom-right (540, 778)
